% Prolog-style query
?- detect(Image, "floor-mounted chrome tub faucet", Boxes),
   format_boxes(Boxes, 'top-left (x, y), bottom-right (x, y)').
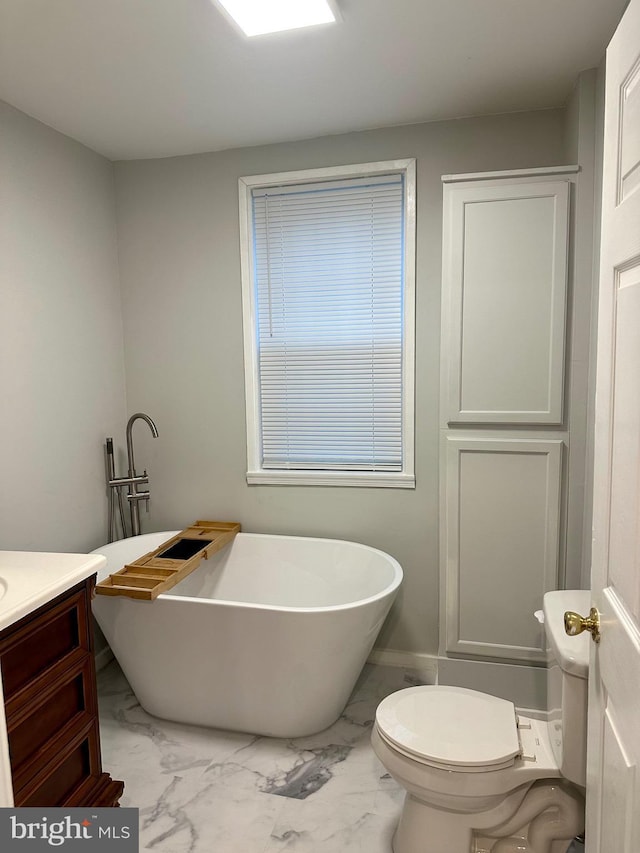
top-left (106, 413), bottom-right (159, 541)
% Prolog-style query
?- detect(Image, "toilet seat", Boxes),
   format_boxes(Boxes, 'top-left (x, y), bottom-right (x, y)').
top-left (375, 686), bottom-right (521, 772)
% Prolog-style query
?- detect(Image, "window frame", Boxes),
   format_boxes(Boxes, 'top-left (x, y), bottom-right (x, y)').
top-left (238, 158), bottom-right (416, 488)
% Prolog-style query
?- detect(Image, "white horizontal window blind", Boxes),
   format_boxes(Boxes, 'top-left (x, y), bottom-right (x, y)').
top-left (251, 172), bottom-right (405, 471)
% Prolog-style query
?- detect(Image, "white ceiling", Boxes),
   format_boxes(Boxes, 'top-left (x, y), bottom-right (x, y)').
top-left (0, 0), bottom-right (628, 161)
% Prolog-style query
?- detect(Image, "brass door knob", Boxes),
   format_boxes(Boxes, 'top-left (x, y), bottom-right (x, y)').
top-left (564, 607), bottom-right (600, 643)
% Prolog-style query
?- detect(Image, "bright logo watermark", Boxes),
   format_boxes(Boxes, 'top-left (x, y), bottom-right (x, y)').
top-left (0, 809), bottom-right (138, 851)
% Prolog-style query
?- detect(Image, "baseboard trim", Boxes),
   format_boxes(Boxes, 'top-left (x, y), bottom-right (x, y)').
top-left (367, 648), bottom-right (438, 681)
top-left (517, 708), bottom-right (550, 721)
top-left (95, 646), bottom-right (114, 673)
top-left (438, 655), bottom-right (546, 710)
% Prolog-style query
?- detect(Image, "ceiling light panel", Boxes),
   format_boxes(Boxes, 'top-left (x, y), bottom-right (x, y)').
top-left (214, 0), bottom-right (336, 37)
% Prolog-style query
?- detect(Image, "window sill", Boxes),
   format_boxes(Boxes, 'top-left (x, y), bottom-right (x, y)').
top-left (246, 471), bottom-right (416, 488)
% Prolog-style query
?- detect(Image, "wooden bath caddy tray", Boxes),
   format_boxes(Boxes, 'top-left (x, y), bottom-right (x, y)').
top-left (95, 520), bottom-right (241, 600)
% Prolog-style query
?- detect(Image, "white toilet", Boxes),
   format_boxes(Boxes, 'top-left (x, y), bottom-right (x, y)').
top-left (372, 590), bottom-right (590, 853)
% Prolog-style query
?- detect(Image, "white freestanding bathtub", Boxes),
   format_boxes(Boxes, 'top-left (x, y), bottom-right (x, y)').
top-left (91, 531), bottom-right (402, 737)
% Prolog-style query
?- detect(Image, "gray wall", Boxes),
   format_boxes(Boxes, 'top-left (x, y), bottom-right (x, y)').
top-left (562, 69), bottom-right (604, 590)
top-left (0, 101), bottom-right (127, 552)
top-left (580, 63), bottom-right (606, 591)
top-left (114, 109), bottom-right (567, 655)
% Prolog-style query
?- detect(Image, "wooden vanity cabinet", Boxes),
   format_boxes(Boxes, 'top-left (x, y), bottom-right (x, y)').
top-left (0, 575), bottom-right (123, 807)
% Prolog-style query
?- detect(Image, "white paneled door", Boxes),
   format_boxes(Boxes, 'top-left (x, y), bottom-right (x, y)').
top-left (585, 1), bottom-right (640, 850)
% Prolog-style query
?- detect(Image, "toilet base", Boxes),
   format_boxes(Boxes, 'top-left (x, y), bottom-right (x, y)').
top-left (473, 780), bottom-right (584, 853)
top-left (391, 786), bottom-right (529, 853)
top-left (391, 781), bottom-right (584, 853)
top-left (393, 794), bottom-right (473, 853)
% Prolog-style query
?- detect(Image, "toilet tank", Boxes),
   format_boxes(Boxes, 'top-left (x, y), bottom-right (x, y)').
top-left (543, 590), bottom-right (591, 787)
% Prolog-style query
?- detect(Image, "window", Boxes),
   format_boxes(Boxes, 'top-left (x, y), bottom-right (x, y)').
top-left (238, 159), bottom-right (415, 487)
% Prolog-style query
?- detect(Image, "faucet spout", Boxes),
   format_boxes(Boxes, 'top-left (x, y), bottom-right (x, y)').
top-left (126, 412), bottom-right (159, 475)
top-left (125, 413), bottom-right (159, 535)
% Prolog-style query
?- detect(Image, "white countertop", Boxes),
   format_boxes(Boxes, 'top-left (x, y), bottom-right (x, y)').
top-left (0, 551), bottom-right (105, 631)
top-left (0, 550), bottom-right (107, 807)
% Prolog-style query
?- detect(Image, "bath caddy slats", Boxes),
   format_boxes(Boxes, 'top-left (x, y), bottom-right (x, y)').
top-left (95, 520), bottom-right (241, 600)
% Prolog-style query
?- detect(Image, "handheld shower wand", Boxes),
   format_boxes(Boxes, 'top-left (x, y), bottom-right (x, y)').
top-left (106, 437), bottom-right (128, 542)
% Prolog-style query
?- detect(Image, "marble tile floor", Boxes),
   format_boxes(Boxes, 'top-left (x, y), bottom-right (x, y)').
top-left (97, 661), bottom-right (429, 853)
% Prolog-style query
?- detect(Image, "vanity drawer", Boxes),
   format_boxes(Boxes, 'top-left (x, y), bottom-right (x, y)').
top-left (0, 587), bottom-right (92, 701)
top-left (7, 658), bottom-right (96, 784)
top-left (15, 722), bottom-right (101, 807)
top-left (0, 574), bottom-right (123, 807)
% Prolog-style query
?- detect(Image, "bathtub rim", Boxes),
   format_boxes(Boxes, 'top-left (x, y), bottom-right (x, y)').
top-left (91, 530), bottom-right (403, 614)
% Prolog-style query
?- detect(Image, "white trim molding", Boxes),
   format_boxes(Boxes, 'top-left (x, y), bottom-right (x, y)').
top-left (367, 648), bottom-right (438, 682)
top-left (94, 645), bottom-right (115, 673)
top-left (437, 656), bottom-right (547, 710)
top-left (238, 159), bottom-right (416, 488)
top-left (441, 164), bottom-right (580, 183)
top-left (247, 470), bottom-right (416, 488)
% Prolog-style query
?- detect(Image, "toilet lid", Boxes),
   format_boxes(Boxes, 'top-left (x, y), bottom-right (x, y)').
top-left (375, 686), bottom-right (520, 769)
